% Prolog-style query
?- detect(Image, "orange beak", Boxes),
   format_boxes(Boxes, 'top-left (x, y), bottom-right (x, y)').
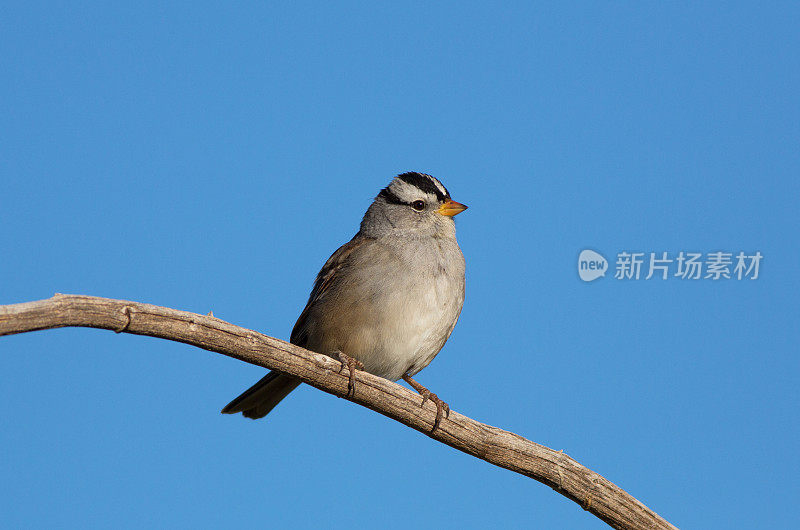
top-left (436, 199), bottom-right (468, 217)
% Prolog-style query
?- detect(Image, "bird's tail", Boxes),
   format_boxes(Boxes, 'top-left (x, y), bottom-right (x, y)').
top-left (220, 371), bottom-right (301, 419)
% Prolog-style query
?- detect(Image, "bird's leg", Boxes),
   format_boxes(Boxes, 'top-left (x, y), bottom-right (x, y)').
top-left (334, 350), bottom-right (364, 398)
top-left (402, 373), bottom-right (450, 432)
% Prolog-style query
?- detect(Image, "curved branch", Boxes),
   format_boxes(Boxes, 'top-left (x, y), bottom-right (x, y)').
top-left (0, 294), bottom-right (675, 530)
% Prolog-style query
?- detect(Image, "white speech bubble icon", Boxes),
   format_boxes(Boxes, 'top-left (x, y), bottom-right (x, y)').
top-left (578, 249), bottom-right (608, 282)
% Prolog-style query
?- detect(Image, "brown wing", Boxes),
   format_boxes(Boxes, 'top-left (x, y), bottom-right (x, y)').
top-left (290, 234), bottom-right (374, 347)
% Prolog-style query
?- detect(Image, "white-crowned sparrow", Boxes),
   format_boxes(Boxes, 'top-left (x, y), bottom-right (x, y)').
top-left (221, 172), bottom-right (467, 430)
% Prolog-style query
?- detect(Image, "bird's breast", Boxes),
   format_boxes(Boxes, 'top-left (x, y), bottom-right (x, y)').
top-left (305, 236), bottom-right (465, 381)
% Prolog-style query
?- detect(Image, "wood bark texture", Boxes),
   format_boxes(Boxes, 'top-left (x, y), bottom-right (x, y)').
top-left (0, 294), bottom-right (676, 530)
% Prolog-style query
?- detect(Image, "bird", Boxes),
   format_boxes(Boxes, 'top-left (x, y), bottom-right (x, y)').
top-left (221, 172), bottom-right (467, 430)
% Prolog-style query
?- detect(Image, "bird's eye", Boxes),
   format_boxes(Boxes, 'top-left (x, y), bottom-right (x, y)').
top-left (411, 200), bottom-right (425, 211)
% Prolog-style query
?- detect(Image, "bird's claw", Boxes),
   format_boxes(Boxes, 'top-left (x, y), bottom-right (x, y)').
top-left (426, 391), bottom-right (450, 431)
top-left (334, 350), bottom-right (363, 398)
top-left (402, 374), bottom-right (450, 432)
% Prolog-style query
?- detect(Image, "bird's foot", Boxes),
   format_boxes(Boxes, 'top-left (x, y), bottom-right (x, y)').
top-left (402, 374), bottom-right (450, 432)
top-left (334, 350), bottom-right (364, 398)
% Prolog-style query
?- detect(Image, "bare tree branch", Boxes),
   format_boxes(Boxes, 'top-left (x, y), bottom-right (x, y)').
top-left (0, 294), bottom-right (675, 530)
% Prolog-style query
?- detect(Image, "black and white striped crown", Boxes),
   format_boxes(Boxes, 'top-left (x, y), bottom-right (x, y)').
top-left (378, 172), bottom-right (451, 205)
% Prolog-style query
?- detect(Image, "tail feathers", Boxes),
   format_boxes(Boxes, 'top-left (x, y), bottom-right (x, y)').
top-left (221, 371), bottom-right (301, 419)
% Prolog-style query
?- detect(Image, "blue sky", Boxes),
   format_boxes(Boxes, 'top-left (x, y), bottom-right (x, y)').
top-left (1, 3), bottom-right (798, 528)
